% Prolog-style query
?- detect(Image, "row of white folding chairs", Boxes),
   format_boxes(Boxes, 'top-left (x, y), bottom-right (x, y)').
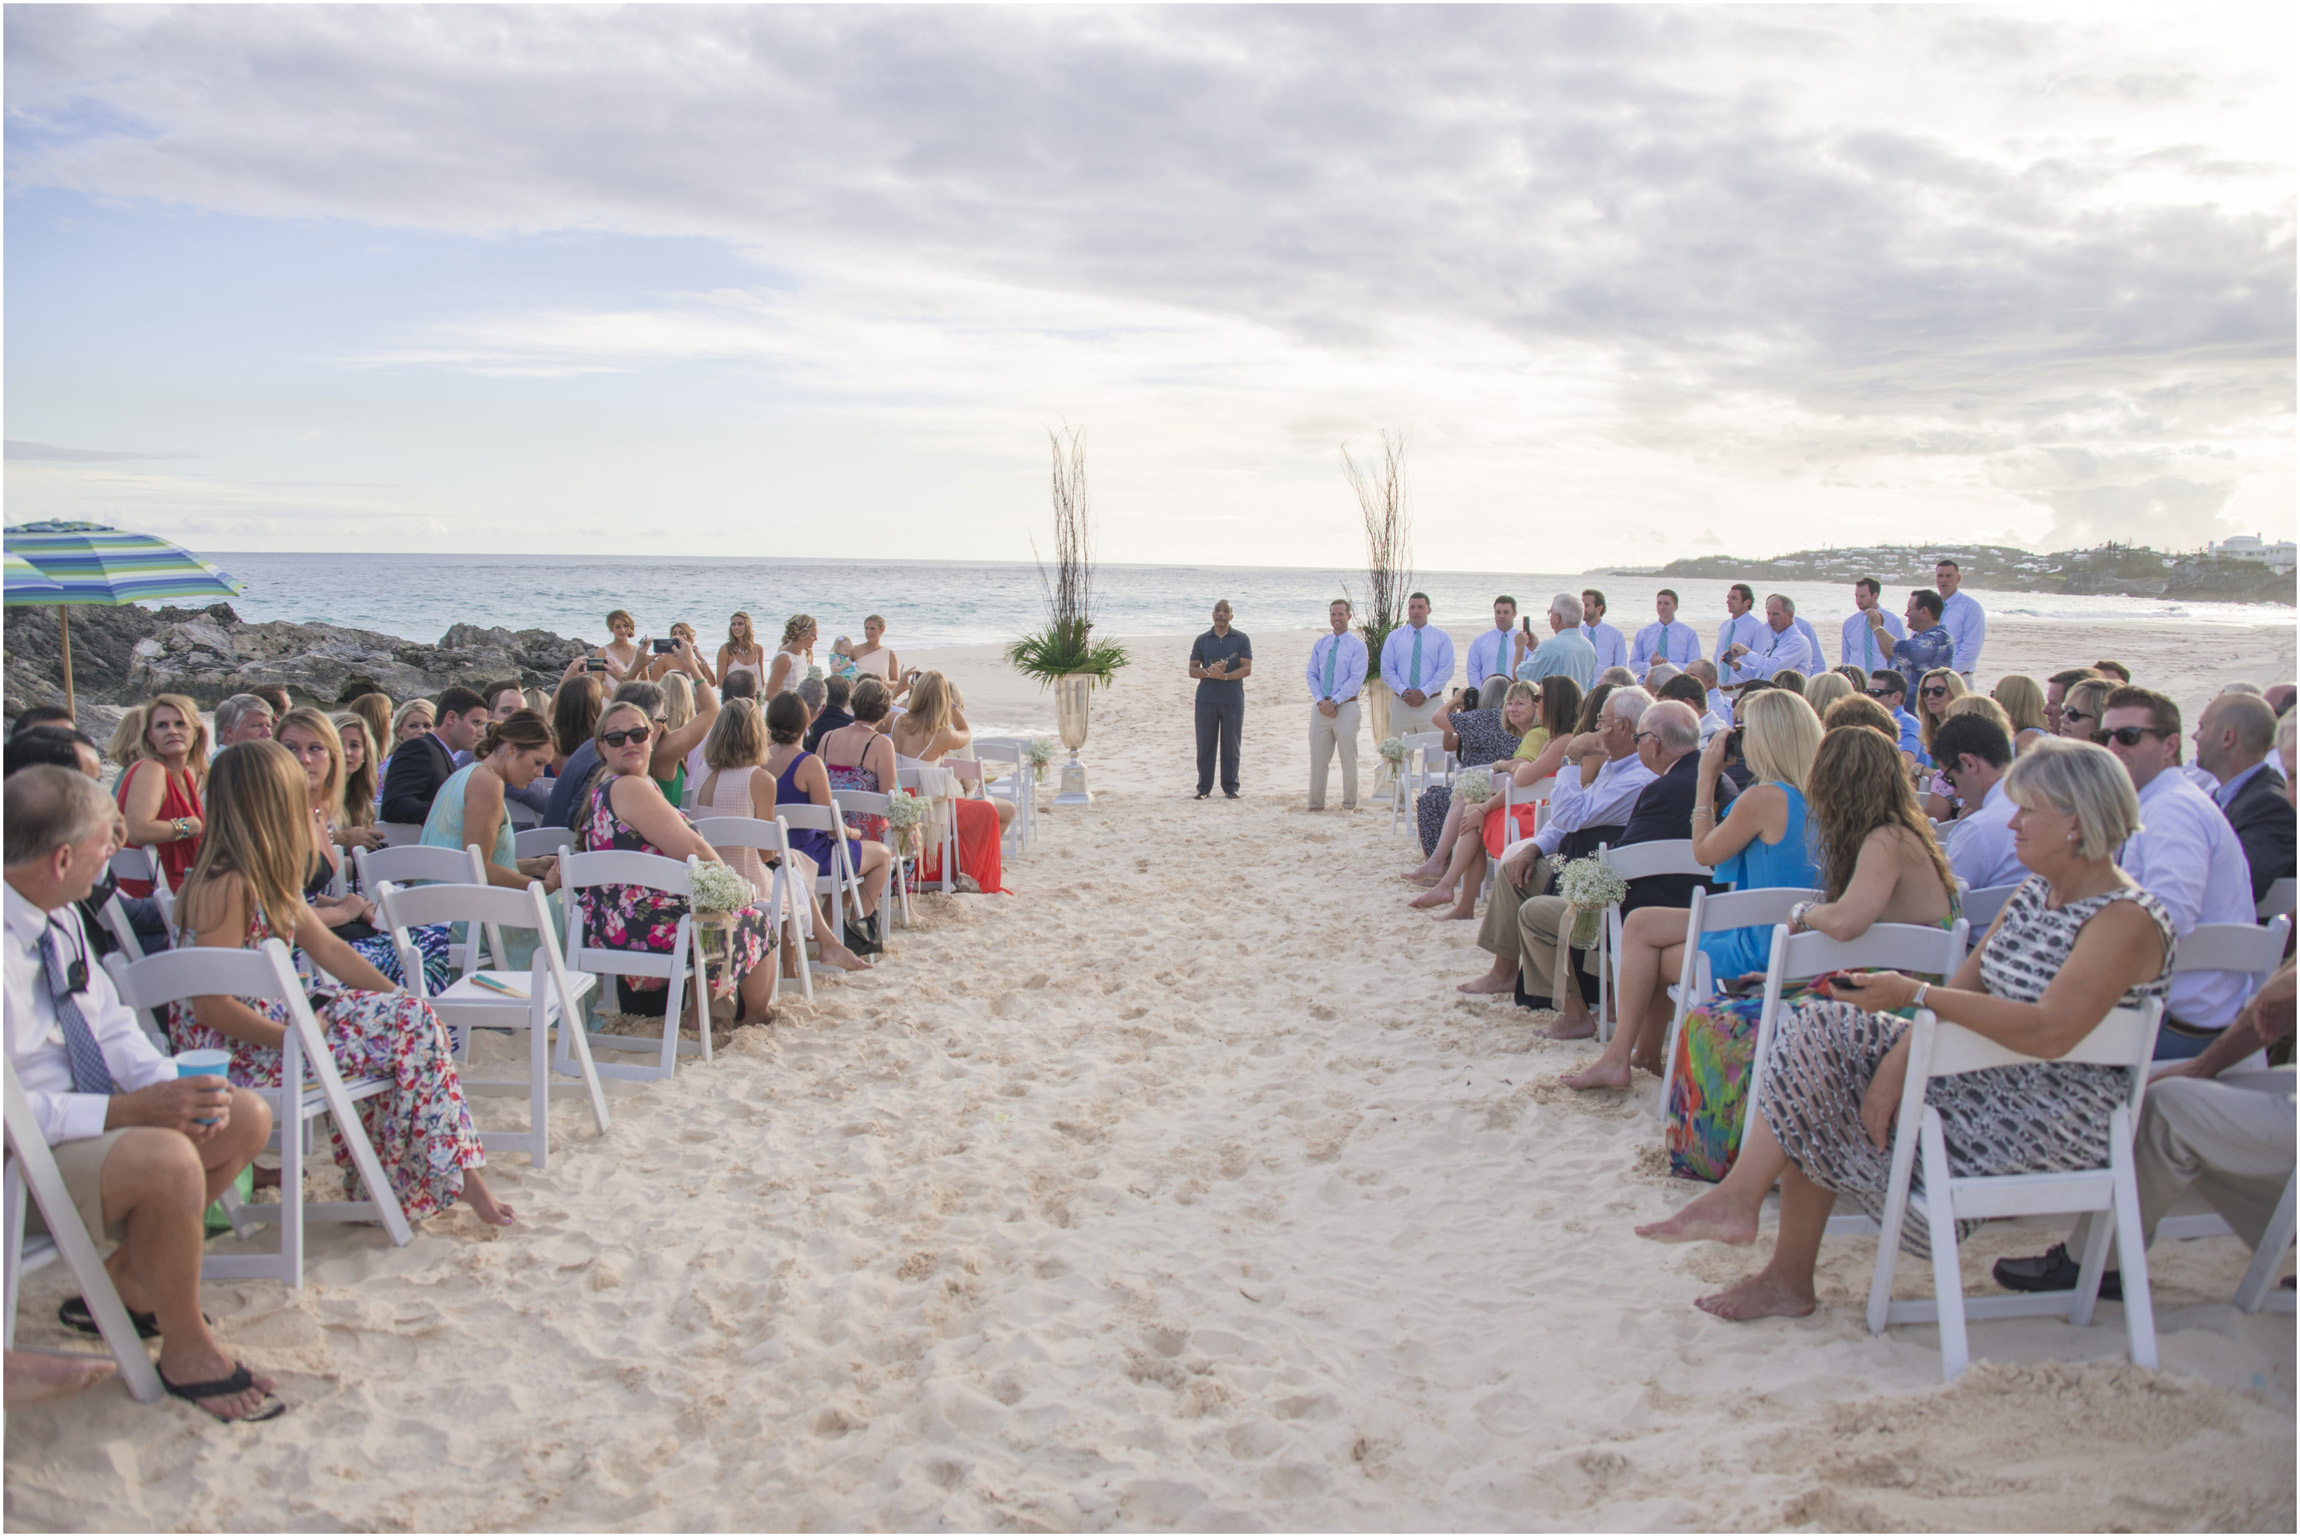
top-left (105, 845), bottom-right (175, 928)
top-left (1390, 730), bottom-right (1453, 836)
top-left (972, 738), bottom-right (1037, 856)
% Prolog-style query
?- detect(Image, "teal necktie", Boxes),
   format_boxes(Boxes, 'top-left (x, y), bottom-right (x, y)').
top-left (1322, 636), bottom-right (1339, 697)
top-left (1864, 621), bottom-right (1877, 670)
top-left (1410, 628), bottom-right (1422, 690)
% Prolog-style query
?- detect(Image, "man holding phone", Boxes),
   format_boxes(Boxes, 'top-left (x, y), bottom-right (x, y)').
top-left (1188, 600), bottom-right (1253, 799)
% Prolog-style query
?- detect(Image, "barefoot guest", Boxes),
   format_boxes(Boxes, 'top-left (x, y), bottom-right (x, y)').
top-left (1188, 600), bottom-right (1253, 800)
top-left (4, 766), bottom-right (284, 1422)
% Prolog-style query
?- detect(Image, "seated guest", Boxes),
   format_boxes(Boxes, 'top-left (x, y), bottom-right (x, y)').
top-left (2044, 668), bottom-right (2100, 717)
top-left (1565, 689), bottom-right (1820, 1094)
top-left (5, 767), bottom-right (281, 1420)
top-left (890, 671), bottom-right (1010, 891)
top-left (721, 668), bottom-right (760, 703)
top-left (805, 674), bottom-right (856, 754)
top-left (2058, 675), bottom-right (2112, 741)
top-left (279, 708), bottom-right (449, 991)
top-left (247, 685), bottom-right (291, 719)
top-left (1515, 593), bottom-right (1599, 691)
top-left (2092, 659), bottom-right (2132, 684)
top-left (1596, 666), bottom-right (1638, 688)
top-left (1802, 672), bottom-right (1852, 716)
top-left (345, 693), bottom-right (395, 770)
top-left (764, 692), bottom-right (892, 956)
top-left (1580, 589), bottom-right (1629, 673)
top-left (457, 680), bottom-right (551, 820)
top-left (694, 700), bottom-right (870, 972)
top-left (544, 678), bottom-right (648, 829)
top-left (389, 696), bottom-right (436, 748)
top-left (1683, 657), bottom-right (1731, 727)
top-left (1638, 737), bottom-right (2172, 1328)
top-left (326, 712), bottom-right (386, 854)
top-left (1407, 678), bottom-right (1575, 886)
top-left (1823, 692), bottom-right (1897, 742)
top-left (115, 693), bottom-right (208, 898)
top-left (1924, 692), bottom-right (2007, 822)
top-left (107, 707), bottom-right (146, 772)
top-left (379, 685), bottom-right (488, 826)
top-left (1406, 682), bottom-right (1545, 915)
top-left (172, 740), bottom-right (514, 1228)
top-left (10, 704), bottom-right (74, 735)
top-left (822, 677), bottom-right (902, 843)
top-left (418, 709), bottom-right (565, 970)
top-left (2264, 683), bottom-right (2296, 718)
top-left (212, 693), bottom-right (275, 746)
top-left (6, 725), bottom-right (103, 782)
top-left (1914, 668), bottom-right (1965, 789)
top-left (576, 700), bottom-right (781, 1022)
top-left (548, 674), bottom-right (604, 779)
top-left (1455, 689), bottom-right (1661, 1028)
top-left (794, 675), bottom-right (828, 724)
top-left (2191, 690), bottom-right (2293, 908)
top-left (1657, 673), bottom-right (1726, 743)
top-left (1865, 670), bottom-right (1926, 762)
top-left (641, 642), bottom-right (720, 803)
top-left (521, 687), bottom-right (548, 714)
top-left (6, 728), bottom-right (170, 957)
top-left (1867, 588), bottom-right (1954, 701)
top-left (1771, 669), bottom-right (1808, 695)
top-left (1935, 712), bottom-right (2024, 893)
top-left (2100, 686), bottom-right (2257, 1058)
top-left (1991, 674), bottom-right (2054, 753)
top-left (1408, 682), bottom-right (1529, 865)
top-left (1645, 661), bottom-right (1682, 690)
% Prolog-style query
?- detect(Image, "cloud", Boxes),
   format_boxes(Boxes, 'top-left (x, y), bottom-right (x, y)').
top-left (5, 439), bottom-right (197, 463)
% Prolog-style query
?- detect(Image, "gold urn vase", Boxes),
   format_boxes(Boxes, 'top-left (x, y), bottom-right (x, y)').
top-left (1053, 672), bottom-right (1094, 805)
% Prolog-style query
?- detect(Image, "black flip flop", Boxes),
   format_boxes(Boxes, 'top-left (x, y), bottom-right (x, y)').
top-left (58, 1295), bottom-right (213, 1340)
top-left (159, 1360), bottom-right (286, 1423)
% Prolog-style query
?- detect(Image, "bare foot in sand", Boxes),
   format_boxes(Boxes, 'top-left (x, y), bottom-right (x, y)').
top-left (1399, 868), bottom-right (1441, 886)
top-left (1636, 1188), bottom-right (1760, 1245)
top-left (1562, 1057), bottom-right (1631, 1091)
top-left (462, 1171), bottom-right (517, 1228)
top-left (1432, 901), bottom-right (1477, 922)
top-left (1537, 1016), bottom-right (1596, 1041)
top-left (5, 1349), bottom-right (118, 1407)
top-left (1458, 971), bottom-right (1519, 996)
top-left (1407, 886), bottom-right (1454, 910)
top-left (1695, 1271), bottom-right (1816, 1321)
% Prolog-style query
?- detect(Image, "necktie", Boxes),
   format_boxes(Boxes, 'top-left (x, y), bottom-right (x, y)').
top-left (39, 924), bottom-right (116, 1096)
top-left (1410, 628), bottom-right (1423, 690)
top-left (1322, 636), bottom-right (1339, 698)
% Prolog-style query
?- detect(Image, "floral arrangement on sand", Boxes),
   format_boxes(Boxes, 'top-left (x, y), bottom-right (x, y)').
top-left (1452, 766), bottom-right (1493, 805)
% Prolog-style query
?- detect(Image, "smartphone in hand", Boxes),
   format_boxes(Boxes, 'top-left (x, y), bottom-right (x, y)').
top-left (651, 638), bottom-right (678, 654)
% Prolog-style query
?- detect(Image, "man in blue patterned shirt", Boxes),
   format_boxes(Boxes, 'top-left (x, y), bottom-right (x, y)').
top-left (1865, 588), bottom-right (1955, 700)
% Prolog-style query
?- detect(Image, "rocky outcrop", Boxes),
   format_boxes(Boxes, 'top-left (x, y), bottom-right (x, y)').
top-left (4, 603), bottom-right (593, 719)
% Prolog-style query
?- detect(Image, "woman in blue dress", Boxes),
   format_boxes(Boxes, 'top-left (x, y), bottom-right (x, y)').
top-left (1560, 688), bottom-right (1824, 1093)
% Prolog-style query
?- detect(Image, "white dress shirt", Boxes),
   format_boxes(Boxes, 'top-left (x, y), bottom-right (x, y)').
top-left (1632, 619), bottom-right (1702, 671)
top-left (1533, 753), bottom-right (1659, 857)
top-left (1697, 709), bottom-right (1729, 746)
top-left (1840, 608), bottom-right (1907, 672)
top-left (1463, 626), bottom-right (1519, 688)
top-left (1728, 622), bottom-right (1817, 684)
top-left (1380, 622), bottom-right (1455, 698)
top-left (1791, 616), bottom-right (1824, 672)
top-left (5, 884), bottom-right (177, 1147)
top-left (2119, 770), bottom-right (2257, 1030)
top-left (1945, 781), bottom-right (2024, 893)
top-left (1581, 622), bottom-right (1628, 673)
top-left (1939, 590), bottom-right (1986, 674)
top-left (1714, 613), bottom-right (1766, 680)
top-left (1305, 630), bottom-right (1369, 705)
top-left (1708, 689), bottom-right (1733, 725)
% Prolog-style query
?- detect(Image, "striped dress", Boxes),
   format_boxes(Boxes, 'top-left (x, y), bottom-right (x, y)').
top-left (1757, 877), bottom-right (2173, 1257)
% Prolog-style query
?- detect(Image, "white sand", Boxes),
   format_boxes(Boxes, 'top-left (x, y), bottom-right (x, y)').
top-left (7, 617), bottom-right (2293, 1530)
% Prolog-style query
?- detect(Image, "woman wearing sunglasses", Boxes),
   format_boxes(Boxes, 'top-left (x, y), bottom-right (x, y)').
top-left (573, 700), bottom-right (780, 1028)
top-left (2056, 675), bottom-right (2113, 743)
top-left (1913, 669), bottom-right (1966, 811)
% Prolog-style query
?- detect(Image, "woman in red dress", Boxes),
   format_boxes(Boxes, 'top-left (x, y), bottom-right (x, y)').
top-left (115, 692), bottom-right (208, 897)
top-left (887, 671), bottom-right (1007, 895)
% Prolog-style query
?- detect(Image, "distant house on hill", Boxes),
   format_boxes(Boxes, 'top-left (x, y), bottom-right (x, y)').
top-left (2206, 534), bottom-right (2297, 575)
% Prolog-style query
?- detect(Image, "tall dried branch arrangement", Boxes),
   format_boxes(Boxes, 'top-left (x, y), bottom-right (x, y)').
top-left (1008, 423), bottom-right (1130, 686)
top-left (1342, 430), bottom-right (1414, 679)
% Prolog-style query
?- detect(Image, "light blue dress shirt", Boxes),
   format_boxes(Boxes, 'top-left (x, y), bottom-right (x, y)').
top-left (1714, 613), bottom-right (1766, 680)
top-left (1305, 630), bottom-right (1369, 705)
top-left (1380, 622), bottom-right (1455, 698)
top-left (1939, 590), bottom-right (1986, 673)
top-left (1463, 626), bottom-right (1520, 688)
top-left (2119, 770), bottom-right (2258, 1030)
top-left (1582, 622), bottom-right (1629, 673)
top-left (1516, 629), bottom-right (1598, 690)
top-left (1840, 608), bottom-right (1907, 672)
top-left (1532, 753), bottom-right (1658, 856)
top-left (1726, 621), bottom-right (1816, 684)
top-left (1632, 619), bottom-right (1702, 671)
top-left (1792, 616), bottom-right (1824, 672)
top-left (1945, 781), bottom-right (2024, 893)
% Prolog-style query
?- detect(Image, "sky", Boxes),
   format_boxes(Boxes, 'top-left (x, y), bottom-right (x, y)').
top-left (4, 4), bottom-right (2293, 571)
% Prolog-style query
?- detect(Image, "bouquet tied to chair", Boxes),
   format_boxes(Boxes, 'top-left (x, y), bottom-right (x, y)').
top-left (1025, 737), bottom-right (1059, 784)
top-left (689, 861), bottom-right (759, 988)
top-left (882, 790), bottom-right (933, 859)
top-left (1553, 856), bottom-right (1627, 949)
top-left (1452, 766), bottom-right (1494, 806)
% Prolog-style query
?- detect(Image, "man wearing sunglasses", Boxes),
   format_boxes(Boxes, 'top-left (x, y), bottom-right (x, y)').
top-left (2098, 686), bottom-right (2258, 1059)
top-left (1866, 670), bottom-right (1927, 763)
top-left (1933, 714), bottom-right (2024, 891)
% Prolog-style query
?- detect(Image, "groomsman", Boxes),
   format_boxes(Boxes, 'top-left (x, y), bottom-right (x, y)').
top-left (1380, 592), bottom-right (1454, 735)
top-left (1579, 590), bottom-right (1629, 673)
top-left (1631, 589), bottom-right (1702, 673)
top-left (1713, 584), bottom-right (1766, 681)
top-left (1188, 599), bottom-right (1253, 799)
top-left (1463, 596), bottom-right (1520, 690)
top-left (1840, 576), bottom-right (1905, 673)
top-left (1935, 558), bottom-right (1987, 681)
top-left (1306, 599), bottom-right (1368, 811)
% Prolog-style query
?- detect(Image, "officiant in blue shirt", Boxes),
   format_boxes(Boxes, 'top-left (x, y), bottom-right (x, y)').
top-left (1189, 600), bottom-right (1253, 799)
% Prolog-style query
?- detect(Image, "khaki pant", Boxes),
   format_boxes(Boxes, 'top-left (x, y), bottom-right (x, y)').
top-left (26, 1128), bottom-right (133, 1243)
top-left (1475, 853), bottom-right (1595, 999)
top-left (2137, 1068), bottom-right (2296, 1249)
top-left (1391, 691), bottom-right (1446, 737)
top-left (1307, 700), bottom-right (1361, 809)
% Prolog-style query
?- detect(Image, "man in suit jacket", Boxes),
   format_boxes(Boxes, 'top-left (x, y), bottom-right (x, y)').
top-left (2194, 691), bottom-right (2295, 909)
top-left (379, 685), bottom-right (490, 827)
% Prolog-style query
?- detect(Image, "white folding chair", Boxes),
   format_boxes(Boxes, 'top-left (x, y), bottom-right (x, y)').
top-left (1592, 840), bottom-right (1714, 1042)
top-left (2147, 917), bottom-right (2292, 1245)
top-left (974, 741), bottom-right (1032, 855)
top-left (895, 765), bottom-right (958, 894)
top-left (1392, 731), bottom-right (1450, 835)
top-left (2258, 877), bottom-right (2296, 921)
top-left (2236, 1171), bottom-right (2296, 1315)
top-left (378, 879), bottom-right (611, 1170)
top-left (94, 893), bottom-right (148, 966)
top-left (828, 789), bottom-right (912, 932)
top-left (559, 848), bottom-right (711, 1082)
top-left (1654, 885), bottom-right (1824, 1122)
top-left (691, 815), bottom-right (814, 1001)
top-left (375, 821), bottom-right (427, 848)
top-left (776, 804), bottom-right (868, 944)
top-left (1866, 1000), bottom-right (2165, 1380)
top-left (515, 827), bottom-right (572, 861)
top-left (4, 1062), bottom-right (165, 1401)
top-left (102, 940), bottom-right (414, 1286)
top-left (353, 841), bottom-right (498, 975)
top-left (1962, 882), bottom-right (2024, 931)
top-left (107, 845), bottom-right (174, 926)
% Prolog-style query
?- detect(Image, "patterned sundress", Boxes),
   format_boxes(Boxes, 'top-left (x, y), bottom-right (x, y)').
top-left (576, 778), bottom-right (772, 999)
top-left (167, 902), bottom-right (484, 1223)
top-left (1756, 879), bottom-right (2172, 1257)
top-left (825, 761), bottom-right (889, 843)
top-left (1415, 709), bottom-right (1524, 855)
top-left (305, 849), bottom-right (452, 994)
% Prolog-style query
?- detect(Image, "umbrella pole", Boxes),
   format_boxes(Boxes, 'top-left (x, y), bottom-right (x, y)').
top-left (57, 605), bottom-right (74, 719)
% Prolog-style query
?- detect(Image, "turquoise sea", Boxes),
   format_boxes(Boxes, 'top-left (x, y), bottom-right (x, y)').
top-left (207, 553), bottom-right (2290, 651)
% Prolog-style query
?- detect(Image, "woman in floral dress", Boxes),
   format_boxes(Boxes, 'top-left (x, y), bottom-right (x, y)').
top-left (578, 700), bottom-right (780, 1026)
top-left (168, 740), bottom-right (511, 1227)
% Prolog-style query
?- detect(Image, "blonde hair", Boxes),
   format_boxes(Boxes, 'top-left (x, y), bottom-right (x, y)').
top-left (1916, 668), bottom-right (1967, 759)
top-left (703, 699), bottom-right (768, 771)
top-left (108, 705), bottom-right (148, 770)
top-left (139, 694), bottom-right (211, 779)
top-left (1944, 693), bottom-right (2012, 736)
top-left (1802, 672), bottom-right (1853, 715)
top-left (727, 611), bottom-right (755, 650)
top-left (391, 697), bottom-right (436, 741)
top-left (1502, 679), bottom-right (1539, 715)
top-left (1740, 687), bottom-right (1824, 794)
top-left (660, 673), bottom-right (695, 732)
top-left (905, 670), bottom-right (953, 736)
top-left (2063, 676), bottom-right (2113, 732)
top-left (331, 711), bottom-right (378, 829)
top-left (780, 614), bottom-right (815, 650)
top-left (275, 707), bottom-right (347, 826)
top-left (176, 740), bottom-right (314, 938)
top-left (346, 693), bottom-right (394, 763)
top-left (2003, 736), bottom-right (2142, 861)
top-left (1991, 673), bottom-right (2051, 736)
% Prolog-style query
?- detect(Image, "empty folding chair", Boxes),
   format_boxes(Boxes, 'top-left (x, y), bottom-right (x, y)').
top-left (1866, 999), bottom-right (2165, 1380)
top-left (2259, 877), bottom-right (2297, 922)
top-left (975, 741), bottom-right (1032, 855)
top-left (1961, 882), bottom-right (2024, 932)
top-left (378, 879), bottom-right (611, 1169)
top-left (895, 765), bottom-right (958, 894)
top-left (1392, 731), bottom-right (1450, 835)
top-left (515, 827), bottom-right (574, 862)
top-left (375, 822), bottom-right (427, 849)
top-left (557, 848), bottom-right (711, 1082)
top-left (102, 940), bottom-right (413, 1287)
top-left (776, 804), bottom-right (868, 945)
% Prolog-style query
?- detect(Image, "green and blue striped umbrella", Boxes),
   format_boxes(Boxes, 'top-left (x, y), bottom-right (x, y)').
top-left (4, 519), bottom-right (243, 715)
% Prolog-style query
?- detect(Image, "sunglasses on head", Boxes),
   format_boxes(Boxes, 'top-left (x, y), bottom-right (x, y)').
top-left (2095, 725), bottom-right (2166, 747)
top-left (601, 725), bottom-right (653, 747)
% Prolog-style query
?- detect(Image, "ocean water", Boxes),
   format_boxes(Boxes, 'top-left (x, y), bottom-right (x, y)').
top-left (205, 552), bottom-right (2292, 650)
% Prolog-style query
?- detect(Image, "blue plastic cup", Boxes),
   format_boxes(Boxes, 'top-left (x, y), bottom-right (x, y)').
top-left (174, 1048), bottom-right (231, 1124)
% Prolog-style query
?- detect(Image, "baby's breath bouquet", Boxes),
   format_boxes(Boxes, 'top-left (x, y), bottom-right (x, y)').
top-left (1554, 856), bottom-right (1628, 947)
top-left (1377, 736), bottom-right (1408, 767)
top-left (882, 790), bottom-right (932, 857)
top-left (1025, 736), bottom-right (1059, 784)
top-left (1453, 766), bottom-right (1494, 805)
top-left (688, 861), bottom-right (757, 993)
top-left (689, 861), bottom-right (754, 915)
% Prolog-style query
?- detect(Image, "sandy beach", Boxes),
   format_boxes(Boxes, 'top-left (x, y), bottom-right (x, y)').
top-left (6, 616), bottom-right (2293, 1531)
